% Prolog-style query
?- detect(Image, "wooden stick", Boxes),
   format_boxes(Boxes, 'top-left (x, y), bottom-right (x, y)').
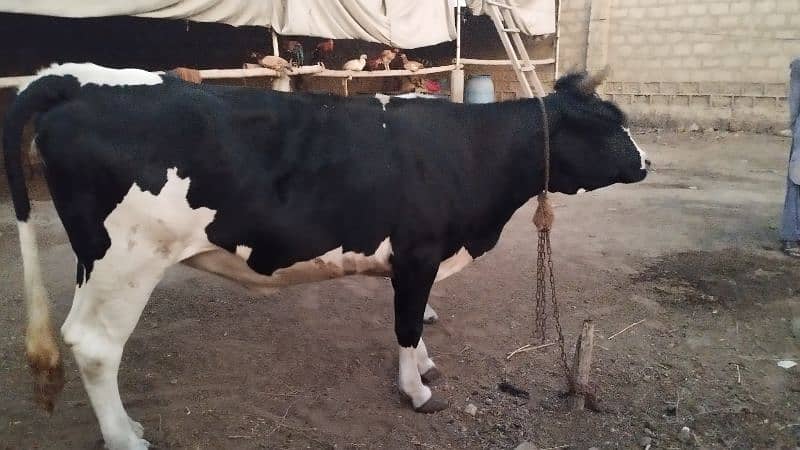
top-left (570, 320), bottom-right (595, 410)
top-left (506, 342), bottom-right (555, 360)
top-left (607, 318), bottom-right (645, 340)
top-left (459, 57), bottom-right (555, 66)
top-left (736, 364), bottom-right (741, 384)
top-left (312, 65), bottom-right (456, 78)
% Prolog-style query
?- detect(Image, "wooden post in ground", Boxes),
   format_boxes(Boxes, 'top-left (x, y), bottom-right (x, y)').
top-left (570, 319), bottom-right (595, 410)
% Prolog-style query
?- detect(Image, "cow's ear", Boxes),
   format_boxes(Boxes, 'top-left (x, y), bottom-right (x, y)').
top-left (577, 66), bottom-right (610, 95)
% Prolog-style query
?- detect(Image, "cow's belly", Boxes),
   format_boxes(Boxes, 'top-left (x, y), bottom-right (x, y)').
top-left (182, 241), bottom-right (474, 294)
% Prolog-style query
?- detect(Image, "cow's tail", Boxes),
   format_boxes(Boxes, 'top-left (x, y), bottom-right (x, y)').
top-left (3, 75), bottom-right (79, 412)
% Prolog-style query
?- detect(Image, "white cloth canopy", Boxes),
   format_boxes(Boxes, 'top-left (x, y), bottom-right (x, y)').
top-left (2, 0), bottom-right (555, 48)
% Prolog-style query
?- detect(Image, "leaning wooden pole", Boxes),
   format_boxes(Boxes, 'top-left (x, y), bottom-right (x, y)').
top-left (569, 320), bottom-right (595, 410)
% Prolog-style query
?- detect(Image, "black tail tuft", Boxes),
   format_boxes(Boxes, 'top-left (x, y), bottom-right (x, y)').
top-left (3, 74), bottom-right (80, 221)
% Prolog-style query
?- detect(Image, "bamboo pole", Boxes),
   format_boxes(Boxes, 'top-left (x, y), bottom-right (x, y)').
top-left (271, 29), bottom-right (280, 56)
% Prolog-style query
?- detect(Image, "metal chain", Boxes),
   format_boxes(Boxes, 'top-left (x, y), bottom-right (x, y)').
top-left (533, 96), bottom-right (572, 385)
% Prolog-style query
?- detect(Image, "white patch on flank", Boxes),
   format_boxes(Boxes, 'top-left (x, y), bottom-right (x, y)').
top-left (622, 126), bottom-right (648, 170)
top-left (17, 220), bottom-right (60, 368)
top-left (399, 345), bottom-right (432, 408)
top-left (19, 62), bottom-right (163, 94)
top-left (375, 93), bottom-right (391, 111)
top-left (60, 168), bottom-right (215, 450)
top-left (435, 247), bottom-right (474, 282)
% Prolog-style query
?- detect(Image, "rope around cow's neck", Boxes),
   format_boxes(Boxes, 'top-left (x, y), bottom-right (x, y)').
top-left (531, 94), bottom-right (573, 391)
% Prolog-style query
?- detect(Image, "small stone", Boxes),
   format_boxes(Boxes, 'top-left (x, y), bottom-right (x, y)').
top-left (170, 378), bottom-right (178, 385)
top-left (514, 442), bottom-right (539, 450)
top-left (484, 397), bottom-right (493, 405)
top-left (703, 127), bottom-right (715, 133)
top-left (464, 403), bottom-right (478, 416)
top-left (688, 123), bottom-right (700, 132)
top-left (778, 128), bottom-right (793, 137)
top-left (639, 435), bottom-right (652, 447)
top-left (678, 426), bottom-right (692, 443)
top-left (644, 427), bottom-right (656, 438)
top-left (791, 317), bottom-right (800, 339)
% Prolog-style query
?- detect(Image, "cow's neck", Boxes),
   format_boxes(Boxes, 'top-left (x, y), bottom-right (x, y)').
top-left (461, 97), bottom-right (556, 225)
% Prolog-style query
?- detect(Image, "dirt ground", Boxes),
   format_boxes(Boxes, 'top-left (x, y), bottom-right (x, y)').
top-left (1, 131), bottom-right (799, 450)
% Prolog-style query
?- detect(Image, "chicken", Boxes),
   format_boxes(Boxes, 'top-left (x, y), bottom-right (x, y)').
top-left (367, 49), bottom-right (398, 71)
top-left (399, 54), bottom-right (424, 72)
top-left (312, 39), bottom-right (335, 68)
top-left (283, 40), bottom-right (304, 67)
top-left (343, 54), bottom-right (368, 71)
top-left (258, 55), bottom-right (292, 74)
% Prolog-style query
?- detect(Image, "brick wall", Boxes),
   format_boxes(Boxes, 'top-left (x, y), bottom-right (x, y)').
top-left (559, 0), bottom-right (800, 131)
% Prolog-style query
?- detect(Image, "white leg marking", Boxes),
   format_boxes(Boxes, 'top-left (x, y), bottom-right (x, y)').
top-left (622, 126), bottom-right (648, 170)
top-left (423, 304), bottom-right (439, 323)
top-left (62, 274), bottom-right (158, 450)
top-left (399, 346), bottom-right (431, 408)
top-left (415, 338), bottom-right (436, 375)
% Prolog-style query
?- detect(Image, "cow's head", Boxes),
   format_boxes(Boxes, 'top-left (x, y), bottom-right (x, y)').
top-left (546, 69), bottom-right (649, 194)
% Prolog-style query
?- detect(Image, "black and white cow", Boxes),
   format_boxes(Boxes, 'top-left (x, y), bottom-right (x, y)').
top-left (4, 63), bottom-right (648, 450)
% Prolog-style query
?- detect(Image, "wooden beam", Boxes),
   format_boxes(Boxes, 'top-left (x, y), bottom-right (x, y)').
top-left (312, 65), bottom-right (457, 78)
top-left (0, 63), bottom-right (455, 89)
top-left (200, 65), bottom-right (324, 79)
top-left (460, 58), bottom-right (555, 66)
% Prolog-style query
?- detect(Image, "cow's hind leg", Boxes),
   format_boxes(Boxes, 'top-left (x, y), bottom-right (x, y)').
top-left (61, 262), bottom-right (167, 450)
top-left (391, 246), bottom-right (448, 413)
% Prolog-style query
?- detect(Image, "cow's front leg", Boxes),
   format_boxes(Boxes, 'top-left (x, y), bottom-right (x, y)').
top-left (391, 247), bottom-right (448, 413)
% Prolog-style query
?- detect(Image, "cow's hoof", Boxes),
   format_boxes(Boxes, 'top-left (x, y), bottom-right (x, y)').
top-left (129, 417), bottom-right (144, 438)
top-left (414, 394), bottom-right (449, 414)
top-left (420, 367), bottom-right (442, 384)
top-left (423, 315), bottom-right (438, 325)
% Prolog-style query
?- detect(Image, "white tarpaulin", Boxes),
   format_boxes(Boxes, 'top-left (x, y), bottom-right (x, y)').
top-left (2, 0), bottom-right (554, 48)
top-left (467, 0), bottom-right (555, 36)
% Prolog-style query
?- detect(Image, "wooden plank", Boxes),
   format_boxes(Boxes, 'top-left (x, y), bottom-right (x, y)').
top-left (200, 65), bottom-right (324, 79)
top-left (312, 65), bottom-right (456, 78)
top-left (460, 58), bottom-right (555, 66)
top-left (0, 64), bottom-right (455, 89)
